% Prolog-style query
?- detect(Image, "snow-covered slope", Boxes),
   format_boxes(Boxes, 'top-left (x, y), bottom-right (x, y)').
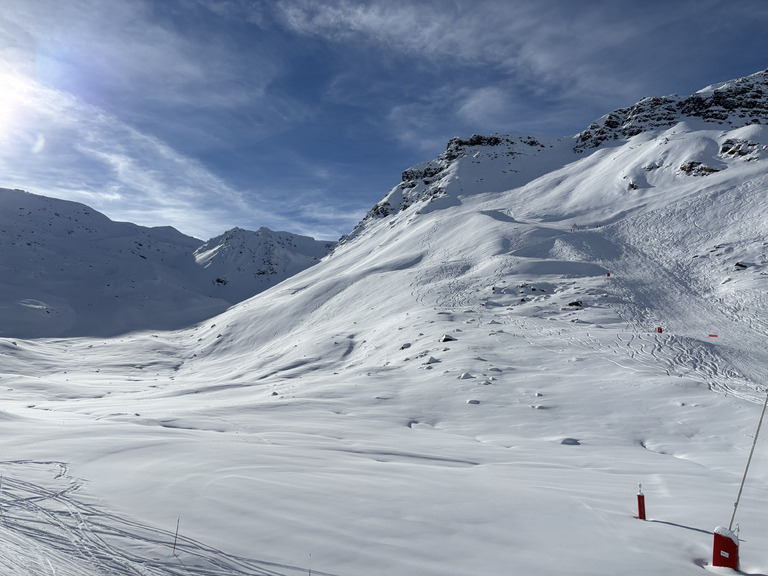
top-left (1, 69), bottom-right (768, 576)
top-left (0, 188), bottom-right (334, 337)
top-left (194, 226), bottom-right (335, 303)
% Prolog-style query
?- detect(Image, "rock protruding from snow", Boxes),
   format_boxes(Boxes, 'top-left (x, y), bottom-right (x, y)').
top-left (575, 68), bottom-right (768, 151)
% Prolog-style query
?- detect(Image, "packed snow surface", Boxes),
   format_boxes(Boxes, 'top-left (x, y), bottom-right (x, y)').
top-left (2, 70), bottom-right (768, 575)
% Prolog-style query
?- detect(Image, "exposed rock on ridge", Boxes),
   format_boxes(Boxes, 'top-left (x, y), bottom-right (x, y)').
top-left (353, 134), bottom-right (551, 228)
top-left (575, 68), bottom-right (768, 151)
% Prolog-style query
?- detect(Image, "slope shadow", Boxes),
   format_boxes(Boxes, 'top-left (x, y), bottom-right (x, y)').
top-left (650, 519), bottom-right (711, 535)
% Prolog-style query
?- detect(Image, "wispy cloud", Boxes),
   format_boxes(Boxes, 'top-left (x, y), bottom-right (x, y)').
top-left (269, 1), bottom-right (654, 148)
top-left (272, 1), bottom-right (625, 94)
top-left (456, 87), bottom-right (514, 131)
top-left (3, 0), bottom-right (272, 108)
top-left (273, 0), bottom-right (768, 140)
top-left (0, 64), bottom-right (275, 239)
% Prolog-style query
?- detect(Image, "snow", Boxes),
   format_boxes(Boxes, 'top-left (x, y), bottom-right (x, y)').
top-left (0, 190), bottom-right (333, 337)
top-left (2, 72), bottom-right (768, 575)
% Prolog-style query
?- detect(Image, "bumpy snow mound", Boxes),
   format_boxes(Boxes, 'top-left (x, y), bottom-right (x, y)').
top-left (575, 68), bottom-right (768, 151)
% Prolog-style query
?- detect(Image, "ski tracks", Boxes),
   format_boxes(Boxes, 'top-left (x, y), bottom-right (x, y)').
top-left (0, 461), bottom-right (335, 576)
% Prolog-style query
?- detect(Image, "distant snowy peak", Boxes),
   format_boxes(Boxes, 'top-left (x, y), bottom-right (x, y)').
top-left (194, 226), bottom-right (334, 300)
top-left (0, 188), bottom-right (334, 337)
top-left (575, 68), bottom-right (768, 151)
top-left (195, 226), bottom-right (333, 268)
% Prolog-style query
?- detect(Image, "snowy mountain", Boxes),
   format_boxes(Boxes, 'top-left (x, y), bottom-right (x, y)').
top-left (0, 188), bottom-right (334, 337)
top-left (575, 67), bottom-right (768, 151)
top-left (193, 226), bottom-right (335, 303)
top-left (2, 69), bottom-right (768, 576)
top-left (353, 68), bottom-right (768, 238)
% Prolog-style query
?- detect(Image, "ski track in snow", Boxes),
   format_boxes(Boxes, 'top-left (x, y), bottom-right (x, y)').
top-left (404, 209), bottom-right (767, 405)
top-left (0, 461), bottom-right (331, 576)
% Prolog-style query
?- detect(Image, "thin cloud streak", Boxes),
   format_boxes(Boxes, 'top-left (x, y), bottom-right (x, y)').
top-left (273, 0), bottom-right (768, 134)
top-left (0, 67), bottom-right (276, 240)
top-left (2, 0), bottom-right (273, 110)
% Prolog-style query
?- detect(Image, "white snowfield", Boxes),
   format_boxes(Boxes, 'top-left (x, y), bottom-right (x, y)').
top-left (2, 71), bottom-right (768, 575)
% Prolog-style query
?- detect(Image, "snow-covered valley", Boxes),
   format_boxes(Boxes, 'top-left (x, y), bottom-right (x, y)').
top-left (2, 69), bottom-right (768, 575)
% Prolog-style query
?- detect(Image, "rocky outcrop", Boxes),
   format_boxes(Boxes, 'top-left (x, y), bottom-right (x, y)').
top-left (353, 134), bottom-right (550, 230)
top-left (575, 69), bottom-right (768, 152)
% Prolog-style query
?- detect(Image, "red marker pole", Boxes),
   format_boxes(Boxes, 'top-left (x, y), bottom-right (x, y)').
top-left (712, 526), bottom-right (739, 569)
top-left (637, 484), bottom-right (646, 520)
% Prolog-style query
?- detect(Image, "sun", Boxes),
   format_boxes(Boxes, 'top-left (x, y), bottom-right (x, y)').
top-left (0, 66), bottom-right (38, 153)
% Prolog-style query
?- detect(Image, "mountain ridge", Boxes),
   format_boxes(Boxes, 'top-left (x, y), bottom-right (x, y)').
top-left (5, 68), bottom-right (768, 339)
top-left (350, 68), bottom-right (768, 241)
top-left (0, 188), bottom-right (333, 337)
top-left (574, 67), bottom-right (768, 151)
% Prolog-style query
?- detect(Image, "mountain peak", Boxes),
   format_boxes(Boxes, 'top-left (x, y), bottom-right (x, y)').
top-left (574, 67), bottom-right (768, 151)
top-left (345, 133), bottom-right (559, 239)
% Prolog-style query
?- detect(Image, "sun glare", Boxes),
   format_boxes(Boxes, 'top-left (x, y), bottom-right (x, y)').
top-left (0, 68), bottom-right (37, 152)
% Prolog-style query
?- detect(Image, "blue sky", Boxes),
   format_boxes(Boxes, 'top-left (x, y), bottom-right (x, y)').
top-left (1, 0), bottom-right (767, 240)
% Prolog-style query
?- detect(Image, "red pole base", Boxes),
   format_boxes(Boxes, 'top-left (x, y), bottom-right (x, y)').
top-left (712, 527), bottom-right (739, 570)
top-left (637, 493), bottom-right (646, 520)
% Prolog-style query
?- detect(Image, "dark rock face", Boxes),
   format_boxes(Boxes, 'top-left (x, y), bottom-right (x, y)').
top-left (353, 134), bottom-right (549, 230)
top-left (679, 161), bottom-right (720, 176)
top-left (575, 69), bottom-right (768, 152)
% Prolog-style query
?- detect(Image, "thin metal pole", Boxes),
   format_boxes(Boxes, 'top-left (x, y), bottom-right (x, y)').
top-left (173, 517), bottom-right (180, 555)
top-left (729, 388), bottom-right (768, 531)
